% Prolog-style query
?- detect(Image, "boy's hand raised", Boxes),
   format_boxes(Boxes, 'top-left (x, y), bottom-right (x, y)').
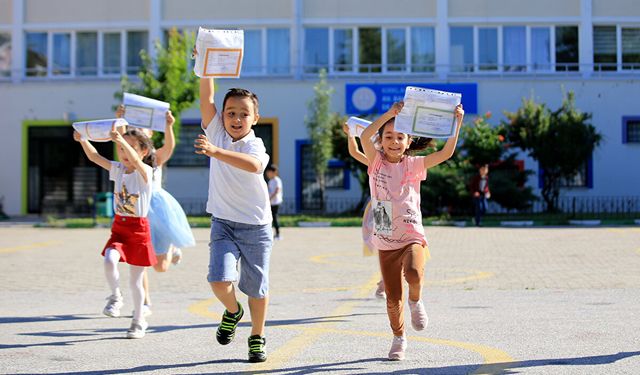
top-left (194, 134), bottom-right (217, 156)
top-left (73, 130), bottom-right (83, 142)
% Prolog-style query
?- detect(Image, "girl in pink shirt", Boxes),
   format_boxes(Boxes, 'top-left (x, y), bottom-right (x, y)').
top-left (361, 101), bottom-right (465, 361)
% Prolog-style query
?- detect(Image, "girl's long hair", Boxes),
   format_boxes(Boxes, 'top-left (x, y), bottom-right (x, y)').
top-left (377, 118), bottom-right (436, 155)
top-left (123, 128), bottom-right (157, 168)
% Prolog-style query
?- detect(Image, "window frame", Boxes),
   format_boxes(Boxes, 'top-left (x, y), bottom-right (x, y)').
top-left (622, 116), bottom-right (640, 144)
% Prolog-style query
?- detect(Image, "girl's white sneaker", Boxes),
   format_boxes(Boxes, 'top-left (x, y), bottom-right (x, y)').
top-left (388, 335), bottom-right (407, 360)
top-left (126, 319), bottom-right (148, 339)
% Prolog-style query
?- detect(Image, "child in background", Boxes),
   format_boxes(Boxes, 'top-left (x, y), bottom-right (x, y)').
top-left (361, 101), bottom-right (464, 360)
top-left (342, 123), bottom-right (385, 299)
top-left (74, 123), bottom-right (157, 339)
top-left (470, 163), bottom-right (491, 226)
top-left (194, 64), bottom-right (273, 362)
top-left (116, 105), bottom-right (196, 317)
top-left (266, 164), bottom-right (283, 240)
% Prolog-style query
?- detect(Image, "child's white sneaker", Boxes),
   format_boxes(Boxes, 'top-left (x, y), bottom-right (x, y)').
top-left (388, 335), bottom-right (407, 360)
top-left (408, 299), bottom-right (428, 331)
top-left (126, 319), bottom-right (148, 339)
top-left (171, 247), bottom-right (182, 265)
top-left (103, 294), bottom-right (123, 317)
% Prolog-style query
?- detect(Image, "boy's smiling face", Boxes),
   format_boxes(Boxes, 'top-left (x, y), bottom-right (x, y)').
top-left (222, 96), bottom-right (260, 141)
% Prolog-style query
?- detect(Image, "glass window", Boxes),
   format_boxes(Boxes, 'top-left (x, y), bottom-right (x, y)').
top-left (593, 26), bottom-right (617, 71)
top-left (267, 28), bottom-right (290, 74)
top-left (0, 33), bottom-right (10, 77)
top-left (304, 28), bottom-right (328, 73)
top-left (26, 32), bottom-right (48, 76)
top-left (624, 118), bottom-right (640, 143)
top-left (555, 26), bottom-right (579, 71)
top-left (478, 28), bottom-right (498, 71)
top-left (503, 26), bottom-right (526, 72)
top-left (103, 32), bottom-right (121, 75)
top-left (52, 33), bottom-right (71, 75)
top-left (333, 28), bottom-right (353, 72)
top-left (76, 32), bottom-right (97, 76)
top-left (359, 27), bottom-right (381, 73)
top-left (127, 31), bottom-right (148, 75)
top-left (168, 122), bottom-right (209, 167)
top-left (325, 165), bottom-right (346, 189)
top-left (532, 27), bottom-right (551, 71)
top-left (450, 27), bottom-right (473, 72)
top-left (621, 27), bottom-right (640, 70)
top-left (411, 27), bottom-right (435, 72)
top-left (386, 28), bottom-right (406, 71)
top-left (244, 29), bottom-right (262, 74)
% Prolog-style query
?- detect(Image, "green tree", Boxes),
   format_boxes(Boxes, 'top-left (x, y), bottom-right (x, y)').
top-left (461, 112), bottom-right (535, 212)
top-left (305, 69), bottom-right (335, 211)
top-left (115, 28), bottom-right (199, 147)
top-left (503, 92), bottom-right (602, 211)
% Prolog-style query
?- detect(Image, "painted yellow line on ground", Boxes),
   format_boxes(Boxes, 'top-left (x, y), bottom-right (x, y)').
top-left (309, 252), bottom-right (365, 267)
top-left (636, 248), bottom-right (640, 256)
top-left (187, 297), bottom-right (220, 320)
top-left (249, 273), bottom-right (380, 372)
top-left (0, 240), bottom-right (63, 254)
top-left (426, 270), bottom-right (495, 286)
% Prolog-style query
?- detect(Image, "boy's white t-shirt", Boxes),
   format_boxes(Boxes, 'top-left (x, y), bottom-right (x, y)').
top-left (110, 161), bottom-right (153, 217)
top-left (203, 113), bottom-right (272, 225)
top-left (268, 176), bottom-right (283, 206)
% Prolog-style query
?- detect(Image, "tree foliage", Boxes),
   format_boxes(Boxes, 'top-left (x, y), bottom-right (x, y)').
top-left (115, 28), bottom-right (199, 147)
top-left (305, 69), bottom-right (335, 210)
top-left (503, 92), bottom-right (602, 211)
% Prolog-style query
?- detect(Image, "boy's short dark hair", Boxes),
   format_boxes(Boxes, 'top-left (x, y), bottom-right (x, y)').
top-left (266, 164), bottom-right (278, 173)
top-left (222, 88), bottom-right (259, 113)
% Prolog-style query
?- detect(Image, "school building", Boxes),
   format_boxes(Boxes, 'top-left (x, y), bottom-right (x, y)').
top-left (1, 0), bottom-right (639, 216)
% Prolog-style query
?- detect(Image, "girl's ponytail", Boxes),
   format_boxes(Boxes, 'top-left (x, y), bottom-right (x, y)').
top-left (407, 136), bottom-right (436, 154)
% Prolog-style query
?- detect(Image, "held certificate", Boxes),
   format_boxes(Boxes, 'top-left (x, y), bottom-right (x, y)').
top-left (394, 87), bottom-right (462, 138)
top-left (123, 93), bottom-right (170, 132)
top-left (194, 28), bottom-right (244, 78)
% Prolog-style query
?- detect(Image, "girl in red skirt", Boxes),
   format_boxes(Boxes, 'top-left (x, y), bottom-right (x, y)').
top-left (74, 122), bottom-right (157, 339)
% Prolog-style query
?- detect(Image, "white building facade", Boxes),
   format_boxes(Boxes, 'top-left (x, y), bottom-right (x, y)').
top-left (0, 0), bottom-right (639, 216)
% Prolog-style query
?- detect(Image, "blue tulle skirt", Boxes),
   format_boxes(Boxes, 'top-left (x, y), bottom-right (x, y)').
top-left (148, 188), bottom-right (196, 255)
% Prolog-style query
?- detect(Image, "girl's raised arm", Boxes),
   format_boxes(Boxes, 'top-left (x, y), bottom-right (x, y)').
top-left (155, 110), bottom-right (176, 167)
top-left (110, 123), bottom-right (150, 184)
top-left (342, 123), bottom-right (368, 166)
top-left (74, 131), bottom-right (112, 171)
top-left (422, 104), bottom-right (464, 169)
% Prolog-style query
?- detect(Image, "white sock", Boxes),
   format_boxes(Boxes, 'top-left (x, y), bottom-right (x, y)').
top-left (104, 248), bottom-right (121, 297)
top-left (129, 265), bottom-right (146, 321)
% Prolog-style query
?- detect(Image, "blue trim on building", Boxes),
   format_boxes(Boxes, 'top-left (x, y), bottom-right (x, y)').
top-left (622, 116), bottom-right (640, 144)
top-left (295, 139), bottom-right (308, 213)
top-left (538, 154), bottom-right (594, 189)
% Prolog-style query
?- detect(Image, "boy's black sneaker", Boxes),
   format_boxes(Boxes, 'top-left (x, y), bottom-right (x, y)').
top-left (216, 303), bottom-right (244, 345)
top-left (248, 335), bottom-right (267, 362)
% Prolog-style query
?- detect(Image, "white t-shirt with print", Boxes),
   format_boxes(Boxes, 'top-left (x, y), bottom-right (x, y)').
top-left (203, 114), bottom-right (272, 225)
top-left (268, 176), bottom-right (283, 206)
top-left (110, 161), bottom-right (153, 217)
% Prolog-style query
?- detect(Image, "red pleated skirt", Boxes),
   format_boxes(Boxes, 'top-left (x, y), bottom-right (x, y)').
top-left (102, 215), bottom-right (157, 266)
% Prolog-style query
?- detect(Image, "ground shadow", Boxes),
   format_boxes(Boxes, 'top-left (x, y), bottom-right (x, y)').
top-left (9, 351), bottom-right (639, 375)
top-left (0, 314), bottom-right (95, 325)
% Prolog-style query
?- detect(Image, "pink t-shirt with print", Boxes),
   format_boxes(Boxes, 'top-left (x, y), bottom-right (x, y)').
top-left (367, 152), bottom-right (428, 251)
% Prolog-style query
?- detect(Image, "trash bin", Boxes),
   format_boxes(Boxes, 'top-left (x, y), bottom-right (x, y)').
top-left (95, 192), bottom-right (114, 218)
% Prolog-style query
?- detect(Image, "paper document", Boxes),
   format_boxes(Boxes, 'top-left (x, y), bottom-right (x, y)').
top-left (394, 87), bottom-right (462, 138)
top-left (346, 117), bottom-right (372, 137)
top-left (123, 93), bottom-right (170, 132)
top-left (72, 118), bottom-right (129, 142)
top-left (193, 28), bottom-right (244, 78)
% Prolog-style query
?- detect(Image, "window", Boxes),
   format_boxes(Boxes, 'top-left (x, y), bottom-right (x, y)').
top-left (126, 31), bottom-right (148, 75)
top-left (0, 33), bottom-right (10, 77)
top-left (52, 33), bottom-right (71, 76)
top-left (304, 28), bottom-right (328, 73)
top-left (244, 29), bottom-right (262, 74)
top-left (168, 121), bottom-right (209, 167)
top-left (325, 161), bottom-right (347, 189)
top-left (103, 32), bottom-right (121, 75)
top-left (623, 117), bottom-right (640, 143)
top-left (621, 27), bottom-right (640, 70)
top-left (531, 27), bottom-right (551, 71)
top-left (450, 27), bottom-right (473, 72)
top-left (539, 158), bottom-right (593, 189)
top-left (593, 26), bottom-right (617, 71)
top-left (411, 27), bottom-right (435, 72)
top-left (503, 26), bottom-right (526, 72)
top-left (386, 28), bottom-right (406, 72)
top-left (359, 27), bottom-right (381, 73)
top-left (334, 28), bottom-right (353, 72)
top-left (76, 32), bottom-right (97, 76)
top-left (478, 28), bottom-right (497, 71)
top-left (25, 32), bottom-right (47, 76)
top-left (555, 26), bottom-right (579, 71)
top-left (267, 28), bottom-right (290, 74)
